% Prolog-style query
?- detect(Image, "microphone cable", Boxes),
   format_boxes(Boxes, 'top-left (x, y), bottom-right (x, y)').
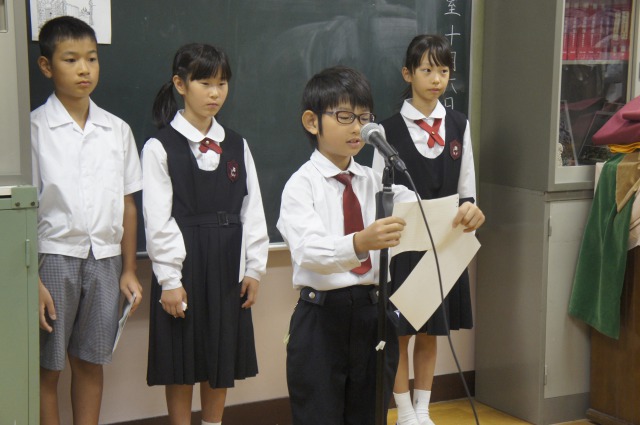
top-left (399, 168), bottom-right (480, 425)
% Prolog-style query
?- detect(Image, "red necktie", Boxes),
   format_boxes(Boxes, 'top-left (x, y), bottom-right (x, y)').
top-left (414, 119), bottom-right (445, 148)
top-left (199, 137), bottom-right (223, 154)
top-left (334, 173), bottom-right (372, 275)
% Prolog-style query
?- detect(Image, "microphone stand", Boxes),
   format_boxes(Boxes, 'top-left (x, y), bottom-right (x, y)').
top-left (375, 162), bottom-right (395, 425)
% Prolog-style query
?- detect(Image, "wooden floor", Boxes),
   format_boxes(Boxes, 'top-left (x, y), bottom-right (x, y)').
top-left (387, 399), bottom-right (594, 425)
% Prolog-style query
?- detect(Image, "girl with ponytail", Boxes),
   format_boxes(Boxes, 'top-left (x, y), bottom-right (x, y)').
top-left (142, 43), bottom-right (269, 425)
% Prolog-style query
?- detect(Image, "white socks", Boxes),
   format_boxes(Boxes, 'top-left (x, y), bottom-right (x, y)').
top-left (201, 421), bottom-right (220, 425)
top-left (413, 389), bottom-right (435, 425)
top-left (393, 391), bottom-right (419, 425)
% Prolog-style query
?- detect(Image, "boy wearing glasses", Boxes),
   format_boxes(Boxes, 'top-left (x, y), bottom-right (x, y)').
top-left (277, 66), bottom-right (415, 424)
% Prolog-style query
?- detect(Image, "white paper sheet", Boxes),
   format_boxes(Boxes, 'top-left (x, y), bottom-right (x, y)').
top-left (112, 293), bottom-right (135, 353)
top-left (390, 194), bottom-right (461, 255)
top-left (30, 0), bottom-right (112, 44)
top-left (389, 194), bottom-right (480, 331)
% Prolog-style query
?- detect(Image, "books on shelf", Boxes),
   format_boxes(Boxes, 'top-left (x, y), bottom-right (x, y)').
top-left (563, 0), bottom-right (632, 61)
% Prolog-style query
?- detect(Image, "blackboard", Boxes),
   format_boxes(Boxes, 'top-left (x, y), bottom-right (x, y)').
top-left (26, 0), bottom-right (471, 250)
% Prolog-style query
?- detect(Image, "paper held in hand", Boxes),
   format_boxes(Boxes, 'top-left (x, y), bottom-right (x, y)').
top-left (389, 194), bottom-right (481, 331)
top-left (113, 293), bottom-right (136, 353)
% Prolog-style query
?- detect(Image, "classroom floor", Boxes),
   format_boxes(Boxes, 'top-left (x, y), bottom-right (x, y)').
top-left (387, 399), bottom-right (594, 425)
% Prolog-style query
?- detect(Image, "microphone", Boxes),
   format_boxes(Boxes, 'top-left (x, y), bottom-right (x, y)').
top-left (360, 123), bottom-right (407, 172)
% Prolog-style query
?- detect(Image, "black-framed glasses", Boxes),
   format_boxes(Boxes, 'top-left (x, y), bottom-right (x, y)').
top-left (324, 110), bottom-right (376, 125)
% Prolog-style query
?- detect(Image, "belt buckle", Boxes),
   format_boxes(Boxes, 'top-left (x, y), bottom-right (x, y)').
top-left (217, 211), bottom-right (229, 226)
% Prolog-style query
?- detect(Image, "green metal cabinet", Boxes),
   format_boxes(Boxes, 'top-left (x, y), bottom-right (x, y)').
top-left (1, 0), bottom-right (38, 422)
top-left (0, 187), bottom-right (39, 424)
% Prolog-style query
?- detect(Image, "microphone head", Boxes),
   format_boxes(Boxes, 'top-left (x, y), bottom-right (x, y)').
top-left (360, 122), bottom-right (381, 145)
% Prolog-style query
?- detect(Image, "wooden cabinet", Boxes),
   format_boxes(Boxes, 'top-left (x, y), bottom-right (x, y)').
top-left (587, 248), bottom-right (640, 425)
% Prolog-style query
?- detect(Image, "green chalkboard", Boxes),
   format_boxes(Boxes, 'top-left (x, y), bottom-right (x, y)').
top-left (26, 0), bottom-right (471, 249)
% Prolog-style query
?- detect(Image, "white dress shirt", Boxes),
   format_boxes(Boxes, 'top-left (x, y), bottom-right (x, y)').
top-left (142, 111), bottom-right (269, 290)
top-left (277, 150), bottom-right (415, 290)
top-left (372, 99), bottom-right (477, 201)
top-left (31, 93), bottom-right (142, 260)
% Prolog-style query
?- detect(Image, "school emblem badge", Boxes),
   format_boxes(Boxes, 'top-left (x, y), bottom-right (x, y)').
top-left (450, 139), bottom-right (462, 160)
top-left (227, 160), bottom-right (240, 182)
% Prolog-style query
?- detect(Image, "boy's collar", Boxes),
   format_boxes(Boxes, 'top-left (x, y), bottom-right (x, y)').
top-left (310, 149), bottom-right (365, 178)
top-left (45, 93), bottom-right (111, 129)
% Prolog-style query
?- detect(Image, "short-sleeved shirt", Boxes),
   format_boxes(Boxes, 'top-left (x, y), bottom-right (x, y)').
top-left (31, 93), bottom-right (143, 260)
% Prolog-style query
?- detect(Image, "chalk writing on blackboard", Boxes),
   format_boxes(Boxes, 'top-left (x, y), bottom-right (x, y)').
top-left (441, 0), bottom-right (466, 110)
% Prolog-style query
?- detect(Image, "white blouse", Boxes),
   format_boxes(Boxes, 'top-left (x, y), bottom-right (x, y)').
top-left (142, 111), bottom-right (269, 290)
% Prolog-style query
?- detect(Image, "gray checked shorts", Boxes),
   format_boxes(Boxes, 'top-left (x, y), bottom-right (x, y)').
top-left (39, 251), bottom-right (122, 370)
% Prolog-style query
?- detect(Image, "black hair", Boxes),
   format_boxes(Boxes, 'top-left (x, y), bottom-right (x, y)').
top-left (301, 65), bottom-right (373, 148)
top-left (152, 43), bottom-right (233, 128)
top-left (403, 34), bottom-right (454, 98)
top-left (38, 16), bottom-right (97, 60)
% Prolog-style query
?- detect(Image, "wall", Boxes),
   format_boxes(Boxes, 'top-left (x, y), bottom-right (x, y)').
top-left (50, 250), bottom-right (476, 424)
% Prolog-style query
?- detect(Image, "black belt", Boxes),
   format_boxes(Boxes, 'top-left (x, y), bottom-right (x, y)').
top-left (299, 285), bottom-right (379, 306)
top-left (176, 212), bottom-right (240, 227)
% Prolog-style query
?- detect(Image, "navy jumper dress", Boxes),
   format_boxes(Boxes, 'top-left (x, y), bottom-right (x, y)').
top-left (381, 109), bottom-right (473, 335)
top-left (147, 125), bottom-right (258, 388)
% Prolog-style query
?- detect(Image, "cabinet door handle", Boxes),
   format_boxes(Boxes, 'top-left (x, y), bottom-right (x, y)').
top-left (25, 239), bottom-right (31, 268)
top-left (0, 0), bottom-right (7, 33)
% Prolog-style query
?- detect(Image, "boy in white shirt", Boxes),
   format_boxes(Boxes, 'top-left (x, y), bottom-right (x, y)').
top-left (31, 16), bottom-right (142, 425)
top-left (277, 66), bottom-right (413, 424)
